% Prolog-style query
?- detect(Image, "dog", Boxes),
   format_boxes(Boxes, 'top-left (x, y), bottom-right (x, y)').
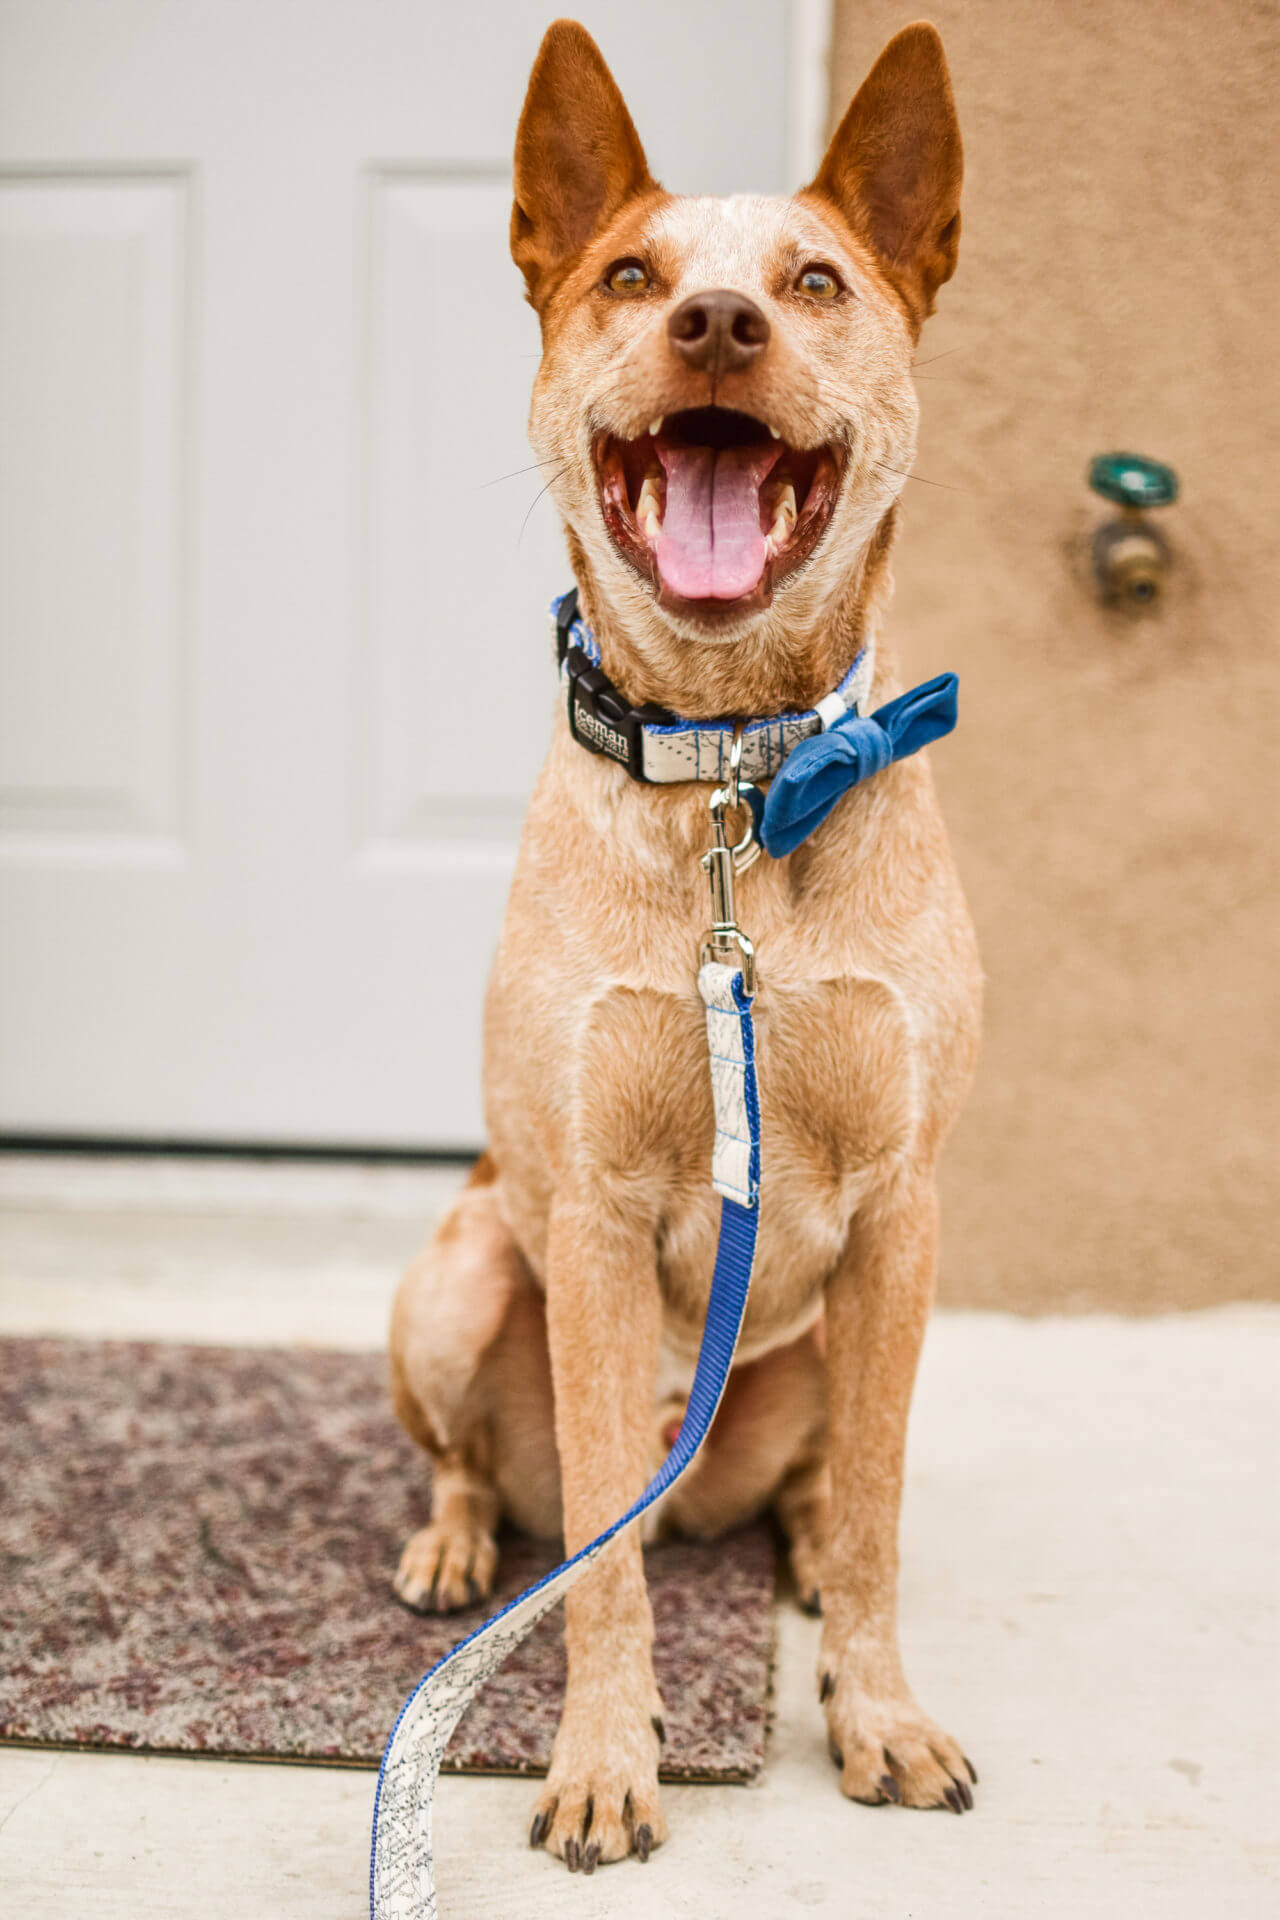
top-left (389, 15), bottom-right (982, 1872)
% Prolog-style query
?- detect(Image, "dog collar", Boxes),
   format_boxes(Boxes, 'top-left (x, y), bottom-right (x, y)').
top-left (552, 588), bottom-right (877, 787)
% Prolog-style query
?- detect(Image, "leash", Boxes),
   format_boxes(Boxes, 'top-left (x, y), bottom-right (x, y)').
top-left (370, 766), bottom-right (763, 1920)
top-left (370, 593), bottom-right (959, 1915)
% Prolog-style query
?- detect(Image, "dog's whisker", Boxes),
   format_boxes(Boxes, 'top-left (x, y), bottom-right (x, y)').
top-left (873, 458), bottom-right (972, 494)
top-left (517, 465), bottom-right (570, 543)
top-left (911, 343), bottom-right (968, 370)
top-left (478, 458), bottom-right (564, 491)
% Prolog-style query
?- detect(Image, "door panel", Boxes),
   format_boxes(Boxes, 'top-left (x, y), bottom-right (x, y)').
top-left (0, 175), bottom-right (185, 847)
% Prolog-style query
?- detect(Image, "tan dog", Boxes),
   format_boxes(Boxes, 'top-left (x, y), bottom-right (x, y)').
top-left (390, 16), bottom-right (982, 1872)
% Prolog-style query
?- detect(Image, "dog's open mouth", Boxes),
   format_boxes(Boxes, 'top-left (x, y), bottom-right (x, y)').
top-left (595, 408), bottom-right (842, 615)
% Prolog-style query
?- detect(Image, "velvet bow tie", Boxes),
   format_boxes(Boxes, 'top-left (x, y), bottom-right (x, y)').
top-left (757, 672), bottom-right (959, 858)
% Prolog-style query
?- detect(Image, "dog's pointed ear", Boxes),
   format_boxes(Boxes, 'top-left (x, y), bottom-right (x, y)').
top-left (806, 22), bottom-right (962, 326)
top-left (511, 20), bottom-right (655, 310)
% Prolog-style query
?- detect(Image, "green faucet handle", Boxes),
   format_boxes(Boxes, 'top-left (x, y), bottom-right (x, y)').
top-left (1088, 452), bottom-right (1179, 510)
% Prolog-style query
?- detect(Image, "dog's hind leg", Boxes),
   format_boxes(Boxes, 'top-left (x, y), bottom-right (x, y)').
top-left (775, 1447), bottom-right (830, 1616)
top-left (389, 1156), bottom-right (560, 1613)
top-left (656, 1326), bottom-right (829, 1608)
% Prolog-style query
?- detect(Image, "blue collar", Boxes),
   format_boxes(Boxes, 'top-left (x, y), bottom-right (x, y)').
top-left (552, 588), bottom-right (957, 856)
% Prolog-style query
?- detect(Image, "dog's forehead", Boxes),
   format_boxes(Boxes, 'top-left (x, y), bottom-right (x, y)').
top-left (646, 194), bottom-right (841, 290)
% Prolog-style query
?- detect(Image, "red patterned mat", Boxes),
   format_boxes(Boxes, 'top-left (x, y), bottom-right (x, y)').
top-left (0, 1337), bottom-right (775, 1778)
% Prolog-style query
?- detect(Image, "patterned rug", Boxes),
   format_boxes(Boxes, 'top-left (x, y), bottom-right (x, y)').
top-left (0, 1337), bottom-right (774, 1778)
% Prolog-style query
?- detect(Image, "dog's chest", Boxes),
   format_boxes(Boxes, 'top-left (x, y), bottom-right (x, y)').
top-left (649, 967), bottom-right (921, 1358)
top-left (655, 1175), bottom-right (839, 1365)
top-left (488, 741), bottom-right (978, 1353)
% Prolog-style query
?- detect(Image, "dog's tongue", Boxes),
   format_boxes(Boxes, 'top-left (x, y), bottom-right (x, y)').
top-left (655, 440), bottom-right (782, 601)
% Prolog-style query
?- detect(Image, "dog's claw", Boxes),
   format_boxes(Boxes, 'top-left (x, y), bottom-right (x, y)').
top-left (964, 1754), bottom-right (979, 1785)
top-left (394, 1523), bottom-right (496, 1616)
top-left (827, 1714), bottom-right (974, 1811)
top-left (819, 1671), bottom-right (835, 1702)
top-left (801, 1587), bottom-right (822, 1616)
top-left (651, 1714), bottom-right (666, 1744)
top-left (828, 1736), bottom-right (844, 1770)
top-left (530, 1748), bottom-right (664, 1870)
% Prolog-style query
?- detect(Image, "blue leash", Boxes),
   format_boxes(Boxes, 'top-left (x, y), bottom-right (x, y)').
top-left (369, 624), bottom-right (959, 1914)
top-left (369, 963), bottom-right (762, 1920)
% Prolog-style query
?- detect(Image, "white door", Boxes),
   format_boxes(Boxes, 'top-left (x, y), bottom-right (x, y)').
top-left (0, 0), bottom-right (808, 1148)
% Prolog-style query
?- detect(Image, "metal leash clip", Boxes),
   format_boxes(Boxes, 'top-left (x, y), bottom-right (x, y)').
top-left (700, 724), bottom-right (759, 994)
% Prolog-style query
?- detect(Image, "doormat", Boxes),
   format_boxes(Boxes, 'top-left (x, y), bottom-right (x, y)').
top-left (0, 1336), bottom-right (774, 1778)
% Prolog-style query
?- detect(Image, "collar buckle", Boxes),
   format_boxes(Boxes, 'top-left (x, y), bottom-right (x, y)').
top-left (558, 588), bottom-right (675, 783)
top-left (565, 645), bottom-right (651, 780)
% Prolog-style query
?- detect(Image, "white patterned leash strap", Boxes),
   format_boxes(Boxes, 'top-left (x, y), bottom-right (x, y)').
top-left (369, 955), bottom-right (761, 1919)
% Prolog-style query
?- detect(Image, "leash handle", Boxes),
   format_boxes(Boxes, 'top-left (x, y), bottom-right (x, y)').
top-left (369, 962), bottom-right (762, 1919)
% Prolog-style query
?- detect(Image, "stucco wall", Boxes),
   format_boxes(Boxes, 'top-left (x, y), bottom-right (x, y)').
top-left (828, 2), bottom-right (1279, 1309)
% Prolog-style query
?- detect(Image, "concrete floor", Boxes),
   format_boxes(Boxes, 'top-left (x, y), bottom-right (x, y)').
top-left (1, 1154), bottom-right (1276, 1919)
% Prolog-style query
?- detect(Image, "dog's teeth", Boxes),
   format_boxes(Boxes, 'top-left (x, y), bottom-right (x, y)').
top-left (649, 416), bottom-right (664, 437)
top-left (636, 470), bottom-right (663, 541)
top-left (769, 480), bottom-right (797, 544)
top-left (768, 424), bottom-right (781, 440)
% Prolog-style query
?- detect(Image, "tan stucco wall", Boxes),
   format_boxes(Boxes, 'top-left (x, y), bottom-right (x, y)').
top-left (829, 2), bottom-right (1280, 1309)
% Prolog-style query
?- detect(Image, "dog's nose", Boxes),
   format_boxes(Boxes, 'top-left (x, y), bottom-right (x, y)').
top-left (667, 289), bottom-right (770, 374)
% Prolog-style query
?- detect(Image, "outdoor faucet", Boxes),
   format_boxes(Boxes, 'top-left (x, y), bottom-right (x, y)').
top-left (1087, 452), bottom-right (1180, 609)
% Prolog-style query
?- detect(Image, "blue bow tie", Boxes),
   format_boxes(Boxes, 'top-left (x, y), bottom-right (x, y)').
top-left (756, 672), bottom-right (959, 857)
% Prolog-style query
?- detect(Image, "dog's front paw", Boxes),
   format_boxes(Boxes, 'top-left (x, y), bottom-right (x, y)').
top-left (392, 1520), bottom-right (496, 1614)
top-left (529, 1699), bottom-right (667, 1871)
top-left (819, 1664), bottom-right (976, 1813)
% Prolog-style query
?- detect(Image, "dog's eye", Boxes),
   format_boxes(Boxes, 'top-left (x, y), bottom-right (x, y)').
top-left (605, 258), bottom-right (650, 296)
top-left (796, 266), bottom-right (842, 301)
